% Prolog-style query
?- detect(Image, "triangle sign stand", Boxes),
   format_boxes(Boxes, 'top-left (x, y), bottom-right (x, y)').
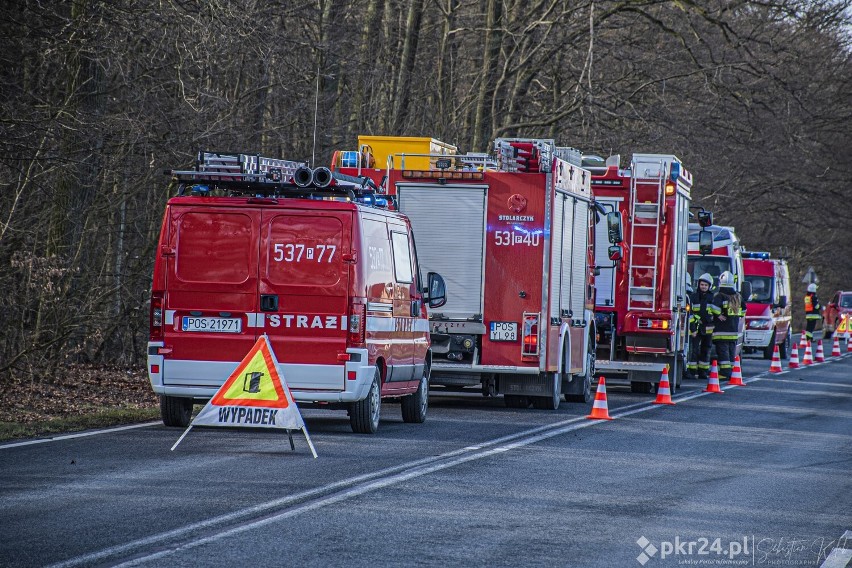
top-left (171, 334), bottom-right (318, 458)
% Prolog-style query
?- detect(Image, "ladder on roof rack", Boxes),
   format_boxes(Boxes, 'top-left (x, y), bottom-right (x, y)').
top-left (554, 146), bottom-right (583, 167)
top-left (195, 151), bottom-right (304, 182)
top-left (493, 138), bottom-right (554, 173)
top-left (168, 151), bottom-right (387, 204)
top-left (627, 157), bottom-right (666, 312)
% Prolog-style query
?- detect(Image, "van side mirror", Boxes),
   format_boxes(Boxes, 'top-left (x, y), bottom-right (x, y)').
top-left (607, 245), bottom-right (622, 261)
top-left (426, 272), bottom-right (447, 308)
top-left (697, 209), bottom-right (713, 227)
top-left (741, 281), bottom-right (752, 301)
top-left (698, 230), bottom-right (713, 255)
top-left (778, 295), bottom-right (787, 309)
top-left (606, 212), bottom-right (623, 244)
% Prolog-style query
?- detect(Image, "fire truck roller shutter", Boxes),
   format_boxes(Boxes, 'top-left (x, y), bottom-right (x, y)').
top-left (559, 196), bottom-right (576, 317)
top-left (550, 194), bottom-right (589, 319)
top-left (549, 193), bottom-right (566, 320)
top-left (593, 200), bottom-right (618, 307)
top-left (569, 199), bottom-right (590, 315)
top-left (396, 184), bottom-right (487, 319)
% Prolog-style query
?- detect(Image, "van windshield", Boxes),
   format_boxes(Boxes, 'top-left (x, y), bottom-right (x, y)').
top-left (688, 256), bottom-right (732, 289)
top-left (745, 276), bottom-right (773, 303)
top-left (840, 294), bottom-right (852, 309)
top-left (688, 226), bottom-right (731, 242)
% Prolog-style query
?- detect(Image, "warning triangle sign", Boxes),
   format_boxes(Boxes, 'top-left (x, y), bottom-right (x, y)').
top-left (172, 335), bottom-right (317, 457)
top-left (210, 336), bottom-right (289, 408)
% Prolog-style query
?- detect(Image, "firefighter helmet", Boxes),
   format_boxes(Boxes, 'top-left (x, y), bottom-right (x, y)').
top-left (719, 271), bottom-right (735, 288)
top-left (698, 273), bottom-right (714, 286)
top-left (807, 283), bottom-right (817, 293)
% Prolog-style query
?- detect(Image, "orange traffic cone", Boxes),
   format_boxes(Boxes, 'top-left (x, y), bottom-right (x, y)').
top-left (799, 331), bottom-right (808, 349)
top-left (769, 344), bottom-right (783, 373)
top-left (832, 335), bottom-right (841, 357)
top-left (815, 340), bottom-right (825, 363)
top-left (788, 344), bottom-right (800, 369)
top-left (802, 341), bottom-right (814, 365)
top-left (729, 356), bottom-right (746, 386)
top-left (848, 331), bottom-right (852, 353)
top-left (586, 376), bottom-right (613, 420)
top-left (704, 360), bottom-right (724, 393)
top-left (654, 366), bottom-right (675, 405)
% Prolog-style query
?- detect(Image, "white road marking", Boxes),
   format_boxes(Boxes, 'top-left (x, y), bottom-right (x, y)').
top-left (0, 422), bottom-right (159, 450)
top-left (766, 379), bottom-right (852, 388)
top-left (820, 541), bottom-right (852, 568)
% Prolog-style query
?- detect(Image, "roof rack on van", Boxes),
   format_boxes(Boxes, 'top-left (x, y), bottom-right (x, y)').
top-left (167, 151), bottom-right (389, 207)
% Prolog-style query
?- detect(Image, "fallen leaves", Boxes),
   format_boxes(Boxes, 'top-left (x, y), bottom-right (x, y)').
top-left (0, 364), bottom-right (158, 425)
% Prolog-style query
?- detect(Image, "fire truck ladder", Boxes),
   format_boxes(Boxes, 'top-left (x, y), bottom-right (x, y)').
top-left (627, 158), bottom-right (666, 311)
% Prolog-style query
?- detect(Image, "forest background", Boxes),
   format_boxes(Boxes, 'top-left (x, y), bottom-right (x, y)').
top-left (1, 0), bottom-right (850, 388)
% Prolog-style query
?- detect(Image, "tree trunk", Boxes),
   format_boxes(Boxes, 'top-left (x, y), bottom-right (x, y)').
top-left (472, 0), bottom-right (502, 151)
top-left (391, 0), bottom-right (427, 133)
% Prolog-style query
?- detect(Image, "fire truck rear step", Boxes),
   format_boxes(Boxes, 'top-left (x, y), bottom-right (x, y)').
top-left (433, 362), bottom-right (539, 374)
top-left (596, 359), bottom-right (668, 385)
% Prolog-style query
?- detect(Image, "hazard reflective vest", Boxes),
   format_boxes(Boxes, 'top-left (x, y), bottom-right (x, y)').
top-left (688, 289), bottom-right (715, 335)
top-left (711, 288), bottom-right (745, 341)
top-left (804, 293), bottom-right (821, 320)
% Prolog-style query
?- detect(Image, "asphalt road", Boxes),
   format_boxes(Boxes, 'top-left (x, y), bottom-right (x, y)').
top-left (2, 339), bottom-right (850, 568)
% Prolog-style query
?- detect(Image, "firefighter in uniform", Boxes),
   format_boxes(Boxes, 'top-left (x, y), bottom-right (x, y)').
top-left (687, 273), bottom-right (716, 380)
top-left (803, 283), bottom-right (822, 342)
top-left (711, 271), bottom-right (745, 381)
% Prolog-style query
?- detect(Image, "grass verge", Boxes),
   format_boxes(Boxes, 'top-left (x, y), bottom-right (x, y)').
top-left (0, 407), bottom-right (161, 443)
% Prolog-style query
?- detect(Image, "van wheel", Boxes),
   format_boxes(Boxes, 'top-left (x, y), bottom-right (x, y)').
top-left (504, 395), bottom-right (530, 408)
top-left (762, 331), bottom-right (776, 360)
top-left (350, 369), bottom-right (381, 434)
top-left (401, 362), bottom-right (429, 423)
top-left (160, 395), bottom-right (193, 427)
top-left (779, 329), bottom-right (791, 359)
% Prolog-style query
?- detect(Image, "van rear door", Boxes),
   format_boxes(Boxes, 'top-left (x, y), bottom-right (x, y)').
top-left (260, 209), bottom-right (352, 391)
top-left (163, 206), bottom-right (260, 383)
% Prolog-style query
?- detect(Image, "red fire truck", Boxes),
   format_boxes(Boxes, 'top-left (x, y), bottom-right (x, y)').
top-left (148, 152), bottom-right (446, 434)
top-left (589, 154), bottom-right (693, 392)
top-left (332, 137), bottom-right (598, 409)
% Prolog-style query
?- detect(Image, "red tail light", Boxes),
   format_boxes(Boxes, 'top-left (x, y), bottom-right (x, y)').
top-left (522, 312), bottom-right (540, 356)
top-left (150, 292), bottom-right (164, 340)
top-left (348, 299), bottom-right (366, 348)
top-left (638, 318), bottom-right (670, 330)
